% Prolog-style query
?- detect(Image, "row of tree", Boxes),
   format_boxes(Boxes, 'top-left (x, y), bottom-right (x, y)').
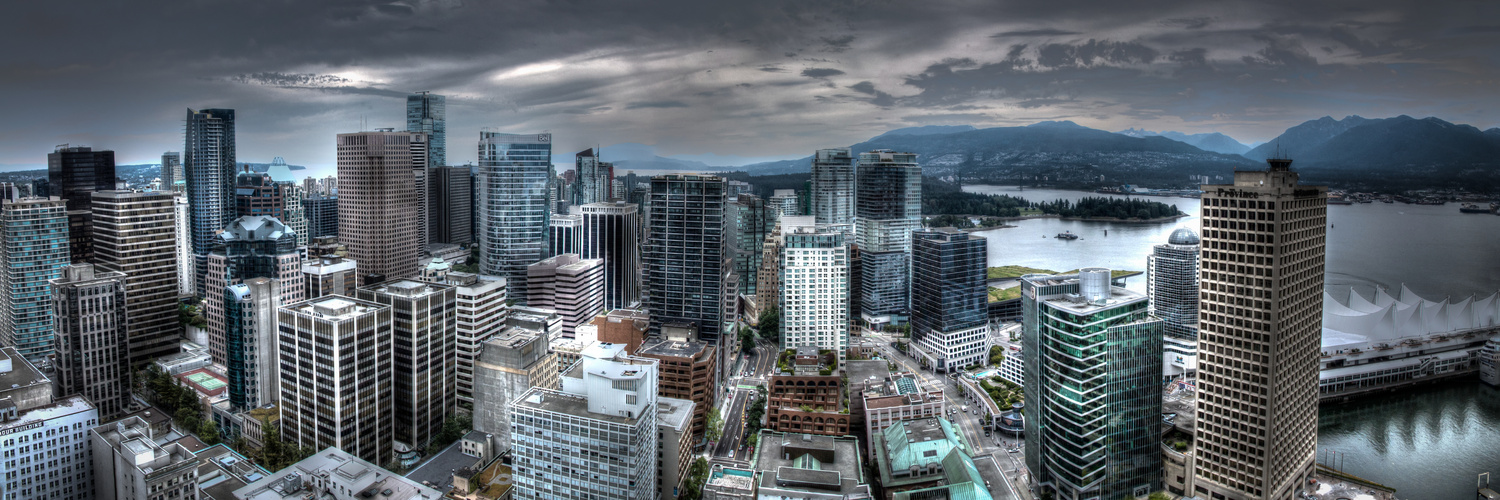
top-left (1031, 196), bottom-right (1182, 219)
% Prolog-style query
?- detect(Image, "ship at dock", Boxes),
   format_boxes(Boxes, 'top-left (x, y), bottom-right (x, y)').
top-left (1054, 231), bottom-right (1078, 240)
top-left (1460, 202), bottom-right (1498, 214)
top-left (1319, 284), bottom-right (1500, 402)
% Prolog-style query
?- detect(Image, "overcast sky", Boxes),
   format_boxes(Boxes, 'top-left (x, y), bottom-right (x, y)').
top-left (3, 0), bottom-right (1497, 175)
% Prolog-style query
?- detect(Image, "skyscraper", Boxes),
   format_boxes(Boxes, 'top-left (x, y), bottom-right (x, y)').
top-left (185, 108), bottom-right (237, 295)
top-left (645, 174), bottom-right (733, 344)
top-left (549, 213), bottom-right (583, 257)
top-left (509, 342), bottom-right (658, 500)
top-left (161, 151), bottom-right (183, 193)
top-left (278, 296), bottom-right (394, 465)
top-left (911, 228), bottom-right (988, 372)
top-left (302, 193), bottom-right (338, 238)
top-left (355, 280), bottom-right (457, 457)
top-left (811, 148), bottom-right (855, 226)
top-left (777, 217), bottom-right (849, 354)
top-left (1190, 158), bottom-right (1326, 500)
top-left (728, 194), bottom-right (777, 297)
top-left (235, 159), bottom-right (308, 248)
top-left (1022, 269), bottom-right (1164, 500)
top-left (572, 148), bottom-right (613, 205)
top-left (471, 325), bottom-right (557, 453)
top-left (856, 150), bottom-right (921, 328)
top-left (337, 130), bottom-right (427, 285)
top-left (769, 189), bottom-right (799, 216)
top-left (477, 132), bottom-right (553, 300)
top-left (439, 272), bottom-right (509, 407)
top-left (429, 165), bottom-right (473, 245)
top-left (92, 190), bottom-right (182, 367)
top-left (50, 263), bottom-right (130, 420)
top-left (48, 145), bottom-right (116, 264)
top-left (204, 216), bottom-right (307, 405)
top-left (578, 201), bottom-right (641, 310)
top-left (527, 254), bottom-right (605, 338)
top-left (173, 195), bottom-right (194, 295)
top-left (407, 91), bottom-right (446, 168)
top-left (1148, 229), bottom-right (1202, 341)
top-left (0, 192), bottom-right (68, 362)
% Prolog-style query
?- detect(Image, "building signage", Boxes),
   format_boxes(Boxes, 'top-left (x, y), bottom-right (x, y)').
top-left (0, 421), bottom-right (43, 436)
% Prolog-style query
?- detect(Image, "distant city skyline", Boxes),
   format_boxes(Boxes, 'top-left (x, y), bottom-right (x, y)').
top-left (4, 2), bottom-right (1498, 171)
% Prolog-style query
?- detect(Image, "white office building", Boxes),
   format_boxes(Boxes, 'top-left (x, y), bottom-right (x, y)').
top-left (778, 217), bottom-right (850, 354)
top-left (0, 347), bottom-right (99, 500)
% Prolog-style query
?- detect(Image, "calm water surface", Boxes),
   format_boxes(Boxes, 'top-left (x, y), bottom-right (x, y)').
top-left (965, 185), bottom-right (1500, 499)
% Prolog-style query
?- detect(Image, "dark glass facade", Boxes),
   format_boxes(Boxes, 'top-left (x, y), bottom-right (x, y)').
top-left (911, 228), bottom-right (987, 336)
top-left (48, 146), bottom-right (115, 263)
top-left (644, 174), bottom-right (730, 342)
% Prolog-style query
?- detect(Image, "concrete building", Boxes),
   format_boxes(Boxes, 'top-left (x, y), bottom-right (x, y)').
top-left (596, 308), bottom-right (649, 354)
top-left (48, 145), bottom-right (115, 263)
top-left (910, 228), bottom-right (989, 372)
top-left (1149, 228), bottom-right (1202, 341)
top-left (301, 194), bottom-right (338, 239)
top-left (728, 195), bottom-right (777, 297)
top-left (354, 280), bottom-right (457, 460)
top-left (0, 192), bottom-right (67, 362)
top-left (871, 418), bottom-right (974, 498)
top-left (526, 254), bottom-right (605, 338)
top-left (767, 369), bottom-right (848, 436)
top-left (811, 148), bottom-right (856, 227)
top-left (779, 217), bottom-right (850, 354)
top-left (748, 431), bottom-right (872, 499)
top-left (769, 189), bottom-right (799, 216)
top-left (337, 130), bottom-right (428, 285)
top-left (644, 174), bottom-right (736, 387)
top-left (185, 108), bottom-right (238, 296)
top-left (509, 342), bottom-right (658, 500)
top-left (428, 165), bottom-right (472, 245)
top-left (471, 325), bottom-right (558, 454)
top-left (93, 190), bottom-right (183, 367)
top-left (0, 348), bottom-right (99, 500)
top-left (477, 132), bottom-right (553, 302)
top-left (858, 373), bottom-right (944, 460)
top-left (175, 195), bottom-right (195, 295)
top-left (637, 324), bottom-right (716, 441)
top-left (434, 272), bottom-right (509, 407)
top-left (548, 213), bottom-right (583, 257)
top-left (232, 447), bottom-right (442, 500)
top-left (1022, 269), bottom-right (1163, 500)
top-left (234, 159), bottom-right (308, 248)
top-left (704, 465), bottom-right (757, 500)
top-left (855, 150), bottom-right (921, 329)
top-left (277, 296), bottom-right (394, 465)
top-left (303, 254), bottom-right (358, 298)
top-left (754, 221), bottom-right (783, 322)
top-left (162, 151), bottom-right (183, 193)
top-left (578, 201), bottom-right (642, 310)
top-left (92, 415), bottom-right (199, 500)
top-left (1190, 158), bottom-right (1327, 500)
top-left (204, 216), bottom-right (306, 371)
top-left (50, 263), bottom-right (131, 419)
top-left (657, 397), bottom-right (696, 500)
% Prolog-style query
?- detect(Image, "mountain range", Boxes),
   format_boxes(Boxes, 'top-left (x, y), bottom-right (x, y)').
top-left (1244, 115), bottom-right (1500, 170)
top-left (1116, 128), bottom-right (1252, 155)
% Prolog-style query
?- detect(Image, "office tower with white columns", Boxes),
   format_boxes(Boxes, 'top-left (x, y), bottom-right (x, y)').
top-left (856, 150), bottom-right (921, 328)
top-left (778, 217), bottom-right (849, 353)
top-left (578, 201), bottom-right (641, 310)
top-left (0, 192), bottom-right (67, 363)
top-left (477, 132), bottom-right (553, 301)
top-left (811, 147), bottom-right (856, 226)
top-left (1190, 158), bottom-right (1326, 500)
top-left (337, 130), bottom-right (427, 285)
top-left (440, 272), bottom-right (510, 407)
top-left (549, 213), bottom-right (583, 257)
top-left (355, 280), bottom-right (458, 456)
top-left (185, 108), bottom-right (237, 295)
top-left (48, 145), bottom-right (116, 263)
top-left (509, 342), bottom-right (658, 500)
top-left (92, 190), bottom-right (182, 366)
top-left (911, 227), bottom-right (989, 372)
top-left (174, 195), bottom-right (194, 295)
top-left (278, 296), bottom-right (394, 465)
top-left (50, 263), bottom-right (130, 420)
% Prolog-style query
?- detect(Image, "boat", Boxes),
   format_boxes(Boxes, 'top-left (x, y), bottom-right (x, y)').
top-left (1460, 203), bottom-right (1494, 214)
top-left (1055, 231), bottom-right (1079, 240)
top-left (1329, 198), bottom-right (1355, 205)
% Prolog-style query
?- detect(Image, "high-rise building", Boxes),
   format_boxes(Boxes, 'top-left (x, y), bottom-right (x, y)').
top-left (235, 158), bottom-right (308, 248)
top-left (92, 190), bottom-right (181, 366)
top-left (911, 228), bottom-right (989, 372)
top-left (0, 193), bottom-right (68, 362)
top-left (1149, 229), bottom-right (1202, 341)
top-left (855, 150), bottom-right (921, 328)
top-left (278, 296), bottom-right (394, 465)
top-left (204, 216), bottom-right (306, 370)
top-left (303, 254), bottom-right (358, 298)
top-left (811, 148), bottom-right (856, 227)
top-left (477, 132), bottom-right (553, 301)
top-left (406, 91), bottom-right (446, 168)
top-left (637, 324), bottom-right (716, 441)
top-left (1022, 269), bottom-right (1164, 500)
top-left (1190, 158), bottom-right (1326, 500)
top-left (471, 325), bottom-right (558, 453)
top-left (174, 195), bottom-right (194, 295)
top-left (527, 254), bottom-right (605, 338)
top-left (728, 195), bottom-right (777, 297)
top-left (220, 277), bottom-right (283, 416)
top-left (48, 145), bottom-right (116, 263)
top-left (754, 221), bottom-right (783, 320)
top-left (354, 280), bottom-right (457, 457)
top-left (433, 272), bottom-right (509, 407)
top-left (778, 217), bottom-right (849, 354)
top-left (234, 447), bottom-right (442, 500)
top-left (429, 165), bottom-right (472, 245)
top-left (302, 193), bottom-right (338, 238)
top-left (92, 415), bottom-right (197, 500)
top-left (768, 189), bottom-right (799, 216)
top-left (161, 151), bottom-right (183, 193)
top-left (549, 213), bottom-right (583, 257)
top-left (50, 264), bottom-right (130, 419)
top-left (0, 347), bottom-right (98, 500)
top-left (185, 108), bottom-right (237, 295)
top-left (337, 130), bottom-right (427, 285)
top-left (509, 342), bottom-right (658, 500)
top-left (572, 148), bottom-right (613, 205)
top-left (645, 174), bottom-right (733, 343)
top-left (578, 201), bottom-right (641, 310)
top-left (655, 397), bottom-right (696, 500)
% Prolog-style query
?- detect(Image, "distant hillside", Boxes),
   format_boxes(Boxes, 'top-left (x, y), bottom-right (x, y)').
top-left (1244, 115), bottom-right (1376, 160)
top-left (1118, 128), bottom-right (1251, 155)
top-left (1242, 115), bottom-right (1500, 191)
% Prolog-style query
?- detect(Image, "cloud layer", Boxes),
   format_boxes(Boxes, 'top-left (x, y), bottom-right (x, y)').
top-left (2, 0), bottom-right (1498, 173)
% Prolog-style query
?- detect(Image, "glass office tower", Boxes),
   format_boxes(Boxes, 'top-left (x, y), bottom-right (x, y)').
top-left (477, 132), bottom-right (553, 301)
top-left (911, 228), bottom-right (988, 372)
top-left (406, 92), bottom-right (446, 167)
top-left (855, 150), bottom-right (921, 328)
top-left (184, 108), bottom-right (237, 295)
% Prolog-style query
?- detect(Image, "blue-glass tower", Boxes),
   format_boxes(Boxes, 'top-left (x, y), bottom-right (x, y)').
top-left (855, 150), bottom-right (921, 329)
top-left (407, 92), bottom-right (446, 167)
top-left (910, 228), bottom-right (988, 371)
top-left (477, 132), bottom-right (553, 301)
top-left (0, 193), bottom-right (69, 363)
top-left (185, 108), bottom-right (237, 296)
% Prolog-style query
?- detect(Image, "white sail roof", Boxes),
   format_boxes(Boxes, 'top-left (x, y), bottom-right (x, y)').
top-left (1323, 285), bottom-right (1500, 347)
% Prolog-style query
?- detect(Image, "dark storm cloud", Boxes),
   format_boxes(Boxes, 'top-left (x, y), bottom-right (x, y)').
top-left (1, 0), bottom-right (1498, 169)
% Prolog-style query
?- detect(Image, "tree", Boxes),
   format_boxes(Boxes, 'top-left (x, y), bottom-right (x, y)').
top-left (739, 327), bottom-right (755, 353)
top-left (706, 408), bottom-right (724, 442)
top-left (259, 420), bottom-right (285, 471)
top-left (427, 413), bottom-right (474, 455)
top-left (989, 345), bottom-right (1005, 365)
top-left (680, 457), bottom-right (712, 500)
top-left (199, 420), bottom-right (221, 445)
top-left (757, 307), bottom-right (780, 341)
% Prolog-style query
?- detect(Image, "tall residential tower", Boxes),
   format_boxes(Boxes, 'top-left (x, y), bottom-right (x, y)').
top-left (811, 148), bottom-right (855, 226)
top-left (185, 108), bottom-right (237, 295)
top-left (855, 150), bottom-right (921, 328)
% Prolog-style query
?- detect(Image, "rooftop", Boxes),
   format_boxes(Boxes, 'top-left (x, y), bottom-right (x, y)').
top-left (657, 397), bottom-right (695, 432)
top-left (511, 387), bottom-right (637, 424)
top-left (232, 447), bottom-right (441, 500)
top-left (365, 279), bottom-right (449, 299)
top-left (0, 347), bottom-right (51, 401)
top-left (753, 431), bottom-right (868, 496)
top-left (638, 337), bottom-right (709, 359)
top-left (287, 296), bottom-right (387, 321)
top-left (195, 444), bottom-right (271, 500)
top-left (0, 396), bottom-right (94, 434)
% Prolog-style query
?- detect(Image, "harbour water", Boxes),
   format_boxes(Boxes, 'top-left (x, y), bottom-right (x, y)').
top-left (965, 185), bottom-right (1500, 499)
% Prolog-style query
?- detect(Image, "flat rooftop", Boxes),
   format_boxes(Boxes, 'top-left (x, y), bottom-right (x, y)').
top-left (511, 387), bottom-right (635, 424)
top-left (639, 337), bottom-right (709, 358)
top-left (0, 347), bottom-right (50, 397)
top-left (0, 396), bottom-right (93, 434)
top-left (233, 447), bottom-right (441, 500)
top-left (846, 360), bottom-right (891, 388)
top-left (288, 295), bottom-right (386, 321)
top-left (754, 431), bottom-right (865, 495)
top-left (658, 397), bottom-right (694, 431)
